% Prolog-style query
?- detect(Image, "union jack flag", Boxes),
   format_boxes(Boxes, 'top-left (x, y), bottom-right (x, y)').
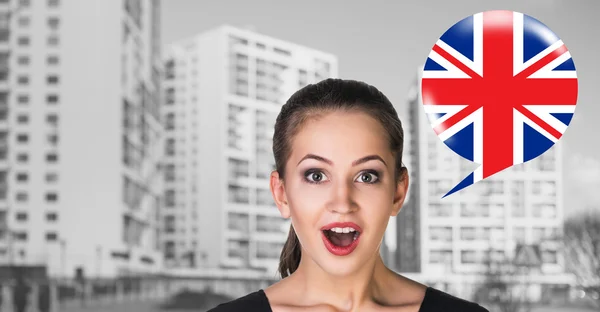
top-left (421, 10), bottom-right (578, 198)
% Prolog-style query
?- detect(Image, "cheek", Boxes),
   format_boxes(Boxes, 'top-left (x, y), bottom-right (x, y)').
top-left (355, 193), bottom-right (393, 228)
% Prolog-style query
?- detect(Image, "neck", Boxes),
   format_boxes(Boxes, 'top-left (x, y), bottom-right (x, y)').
top-left (291, 247), bottom-right (392, 311)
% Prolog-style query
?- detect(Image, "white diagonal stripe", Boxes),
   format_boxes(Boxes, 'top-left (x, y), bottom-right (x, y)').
top-left (423, 49), bottom-right (470, 79)
top-left (528, 51), bottom-right (577, 78)
top-left (436, 39), bottom-right (482, 77)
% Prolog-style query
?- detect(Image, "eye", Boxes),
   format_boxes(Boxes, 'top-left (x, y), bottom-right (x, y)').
top-left (356, 171), bottom-right (379, 184)
top-left (304, 170), bottom-right (329, 184)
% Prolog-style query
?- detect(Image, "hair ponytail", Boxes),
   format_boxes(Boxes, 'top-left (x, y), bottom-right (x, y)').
top-left (278, 223), bottom-right (301, 279)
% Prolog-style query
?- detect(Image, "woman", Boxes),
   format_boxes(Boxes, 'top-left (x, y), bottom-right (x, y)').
top-left (209, 79), bottom-right (488, 312)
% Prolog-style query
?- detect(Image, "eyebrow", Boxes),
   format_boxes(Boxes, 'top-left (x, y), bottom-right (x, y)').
top-left (297, 154), bottom-right (387, 167)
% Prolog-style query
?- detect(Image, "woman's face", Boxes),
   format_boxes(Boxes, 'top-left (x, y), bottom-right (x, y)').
top-left (271, 111), bottom-right (408, 276)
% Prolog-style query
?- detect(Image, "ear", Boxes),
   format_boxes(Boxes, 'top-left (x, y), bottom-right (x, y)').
top-left (391, 169), bottom-right (409, 217)
top-left (270, 170), bottom-right (291, 219)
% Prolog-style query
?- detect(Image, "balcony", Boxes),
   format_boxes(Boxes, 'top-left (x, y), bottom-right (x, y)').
top-left (255, 241), bottom-right (283, 260)
top-left (227, 212), bottom-right (249, 234)
top-left (256, 215), bottom-right (285, 233)
top-left (227, 239), bottom-right (249, 260)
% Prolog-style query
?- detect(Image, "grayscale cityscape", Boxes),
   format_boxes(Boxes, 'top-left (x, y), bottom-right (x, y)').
top-left (0, 0), bottom-right (598, 311)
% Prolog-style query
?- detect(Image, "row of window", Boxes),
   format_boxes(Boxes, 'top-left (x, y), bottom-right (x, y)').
top-left (7, 35), bottom-right (61, 47)
top-left (14, 211), bottom-right (58, 222)
top-left (16, 113), bottom-right (58, 124)
top-left (12, 55), bottom-right (60, 67)
top-left (16, 16), bottom-right (60, 29)
top-left (15, 172), bottom-right (58, 182)
top-left (429, 249), bottom-right (558, 265)
top-left (13, 75), bottom-right (60, 85)
top-left (12, 192), bottom-right (58, 203)
top-left (0, 0), bottom-right (61, 7)
top-left (10, 232), bottom-right (60, 242)
top-left (229, 35), bottom-right (292, 57)
top-left (13, 94), bottom-right (60, 105)
top-left (228, 184), bottom-right (274, 206)
top-left (429, 226), bottom-right (560, 242)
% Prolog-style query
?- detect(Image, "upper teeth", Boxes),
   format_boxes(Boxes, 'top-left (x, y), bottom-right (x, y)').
top-left (330, 227), bottom-right (356, 233)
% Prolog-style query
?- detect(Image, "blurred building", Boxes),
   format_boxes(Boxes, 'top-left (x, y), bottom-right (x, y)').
top-left (162, 25), bottom-right (337, 274)
top-left (0, 0), bottom-right (163, 278)
top-left (396, 67), bottom-right (574, 300)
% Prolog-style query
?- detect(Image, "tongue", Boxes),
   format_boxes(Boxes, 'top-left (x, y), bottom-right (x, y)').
top-left (328, 232), bottom-right (355, 247)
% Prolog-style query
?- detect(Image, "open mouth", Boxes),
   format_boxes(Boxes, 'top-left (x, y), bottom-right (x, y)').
top-left (322, 228), bottom-right (360, 248)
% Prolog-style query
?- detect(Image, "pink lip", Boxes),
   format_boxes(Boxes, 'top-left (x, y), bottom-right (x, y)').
top-left (320, 222), bottom-right (362, 232)
top-left (320, 222), bottom-right (362, 256)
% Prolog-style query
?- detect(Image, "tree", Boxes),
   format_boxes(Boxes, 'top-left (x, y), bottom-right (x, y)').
top-left (474, 247), bottom-right (536, 312)
top-left (564, 209), bottom-right (600, 310)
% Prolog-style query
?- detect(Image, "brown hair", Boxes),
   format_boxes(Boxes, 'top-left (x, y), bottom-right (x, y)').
top-left (273, 78), bottom-right (407, 279)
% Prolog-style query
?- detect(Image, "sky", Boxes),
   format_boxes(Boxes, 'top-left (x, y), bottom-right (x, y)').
top-left (162, 0), bottom-right (600, 215)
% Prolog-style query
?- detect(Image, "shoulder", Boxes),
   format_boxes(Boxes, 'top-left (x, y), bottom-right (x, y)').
top-left (207, 289), bottom-right (271, 312)
top-left (419, 287), bottom-right (489, 312)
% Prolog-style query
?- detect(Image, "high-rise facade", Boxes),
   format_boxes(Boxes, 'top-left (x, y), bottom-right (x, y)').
top-left (396, 67), bottom-right (573, 299)
top-left (162, 25), bottom-right (337, 275)
top-left (0, 0), bottom-right (163, 278)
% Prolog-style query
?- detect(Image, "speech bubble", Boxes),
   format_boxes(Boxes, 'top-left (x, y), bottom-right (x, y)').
top-left (421, 10), bottom-right (578, 198)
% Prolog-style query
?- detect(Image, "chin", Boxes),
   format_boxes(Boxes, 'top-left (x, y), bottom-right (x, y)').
top-left (317, 256), bottom-right (364, 276)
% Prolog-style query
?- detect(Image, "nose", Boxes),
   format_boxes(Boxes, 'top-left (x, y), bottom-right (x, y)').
top-left (327, 179), bottom-right (358, 214)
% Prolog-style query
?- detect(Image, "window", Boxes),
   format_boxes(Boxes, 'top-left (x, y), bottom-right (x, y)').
top-left (165, 138), bottom-right (175, 156)
top-left (164, 241), bottom-right (175, 259)
top-left (47, 134), bottom-right (58, 145)
top-left (48, 17), bottom-right (59, 29)
top-left (17, 134), bottom-right (28, 143)
top-left (164, 190), bottom-right (175, 207)
top-left (47, 75), bottom-right (59, 84)
top-left (18, 37), bottom-right (30, 46)
top-left (460, 227), bottom-right (476, 241)
top-left (16, 173), bottom-right (28, 182)
top-left (429, 226), bottom-right (452, 242)
top-left (14, 232), bottom-right (27, 241)
top-left (47, 55), bottom-right (59, 65)
top-left (17, 56), bottom-right (30, 65)
top-left (16, 192), bottom-right (28, 202)
top-left (46, 153), bottom-right (58, 162)
top-left (429, 249), bottom-right (453, 264)
top-left (164, 216), bottom-right (176, 233)
top-left (47, 94), bottom-right (59, 104)
top-left (542, 249), bottom-right (558, 264)
top-left (45, 173), bottom-right (58, 182)
top-left (165, 113), bottom-right (175, 130)
top-left (47, 35), bottom-right (59, 46)
top-left (17, 76), bottom-right (29, 85)
top-left (17, 16), bottom-right (30, 27)
top-left (461, 250), bottom-right (477, 264)
top-left (513, 227), bottom-right (526, 243)
top-left (46, 193), bottom-right (58, 202)
top-left (46, 114), bottom-right (58, 126)
top-left (45, 232), bottom-right (58, 241)
top-left (17, 95), bottom-right (29, 104)
top-left (17, 154), bottom-right (28, 163)
top-left (17, 114), bottom-right (29, 124)
top-left (429, 203), bottom-right (453, 217)
top-left (16, 212), bottom-right (27, 221)
top-left (19, 0), bottom-right (30, 6)
top-left (48, 0), bottom-right (59, 6)
top-left (164, 164), bottom-right (175, 181)
top-left (46, 212), bottom-right (58, 221)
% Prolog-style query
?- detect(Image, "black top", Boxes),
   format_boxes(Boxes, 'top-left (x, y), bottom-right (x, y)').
top-left (207, 287), bottom-right (489, 311)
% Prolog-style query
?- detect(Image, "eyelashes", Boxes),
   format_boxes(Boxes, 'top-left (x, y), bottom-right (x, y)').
top-left (303, 169), bottom-right (381, 185)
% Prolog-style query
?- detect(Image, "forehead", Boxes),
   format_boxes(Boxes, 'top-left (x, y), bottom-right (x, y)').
top-left (290, 111), bottom-right (391, 163)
